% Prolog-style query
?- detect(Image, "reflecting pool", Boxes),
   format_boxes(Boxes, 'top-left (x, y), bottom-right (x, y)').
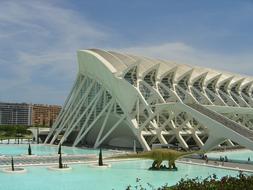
top-left (1, 144), bottom-right (251, 189)
top-left (207, 149), bottom-right (253, 162)
top-left (0, 160), bottom-right (244, 190)
top-left (0, 144), bottom-right (114, 156)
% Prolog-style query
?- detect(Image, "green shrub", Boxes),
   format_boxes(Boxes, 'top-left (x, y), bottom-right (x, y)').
top-left (126, 172), bottom-right (253, 190)
top-left (0, 125), bottom-right (32, 138)
top-left (164, 172), bottom-right (253, 190)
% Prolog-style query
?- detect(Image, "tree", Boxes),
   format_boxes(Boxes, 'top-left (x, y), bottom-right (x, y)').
top-left (98, 148), bottom-right (103, 166)
top-left (36, 127), bottom-right (39, 144)
top-left (11, 156), bottom-right (14, 171)
top-left (28, 143), bottom-right (32, 155)
top-left (59, 153), bottom-right (63, 168)
top-left (58, 143), bottom-right (61, 154)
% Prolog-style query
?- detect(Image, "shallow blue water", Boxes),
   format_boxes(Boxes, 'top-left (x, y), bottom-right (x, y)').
top-left (207, 149), bottom-right (253, 161)
top-left (0, 160), bottom-right (243, 190)
top-left (0, 144), bottom-right (111, 156)
top-left (0, 145), bottom-right (251, 189)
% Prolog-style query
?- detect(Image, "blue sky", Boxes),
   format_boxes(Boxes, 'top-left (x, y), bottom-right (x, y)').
top-left (0, 0), bottom-right (253, 105)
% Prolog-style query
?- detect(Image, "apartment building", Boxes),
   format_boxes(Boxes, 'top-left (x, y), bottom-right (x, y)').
top-left (0, 102), bottom-right (32, 126)
top-left (0, 102), bottom-right (61, 127)
top-left (32, 104), bottom-right (61, 127)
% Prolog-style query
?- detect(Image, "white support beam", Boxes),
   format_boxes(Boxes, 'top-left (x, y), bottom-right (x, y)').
top-left (141, 81), bottom-right (165, 103)
top-left (57, 89), bottom-right (103, 145)
top-left (69, 89), bottom-right (104, 146)
top-left (191, 87), bottom-right (213, 105)
top-left (176, 133), bottom-right (189, 149)
top-left (45, 75), bottom-right (86, 143)
top-left (155, 130), bottom-right (168, 145)
top-left (94, 115), bottom-right (126, 148)
top-left (139, 111), bottom-right (157, 130)
top-left (50, 80), bottom-right (95, 144)
top-left (176, 85), bottom-right (198, 104)
top-left (192, 132), bottom-right (204, 147)
top-left (73, 98), bottom-right (114, 146)
top-left (94, 101), bottom-right (114, 148)
top-left (58, 81), bottom-right (96, 144)
top-left (230, 91), bottom-right (249, 107)
top-left (58, 75), bottom-right (87, 124)
top-left (159, 82), bottom-right (182, 102)
top-left (206, 88), bottom-right (226, 105)
top-left (219, 90), bottom-right (239, 107)
top-left (138, 132), bottom-right (151, 151)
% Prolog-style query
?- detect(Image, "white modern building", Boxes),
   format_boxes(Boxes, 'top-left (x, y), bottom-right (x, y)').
top-left (45, 49), bottom-right (253, 151)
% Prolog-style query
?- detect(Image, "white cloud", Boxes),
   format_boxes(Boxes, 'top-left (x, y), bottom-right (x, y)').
top-left (0, 0), bottom-right (108, 104)
top-left (1, 1), bottom-right (252, 105)
top-left (121, 42), bottom-right (253, 77)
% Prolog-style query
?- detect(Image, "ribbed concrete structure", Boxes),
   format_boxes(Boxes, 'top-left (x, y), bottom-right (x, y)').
top-left (45, 49), bottom-right (253, 151)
